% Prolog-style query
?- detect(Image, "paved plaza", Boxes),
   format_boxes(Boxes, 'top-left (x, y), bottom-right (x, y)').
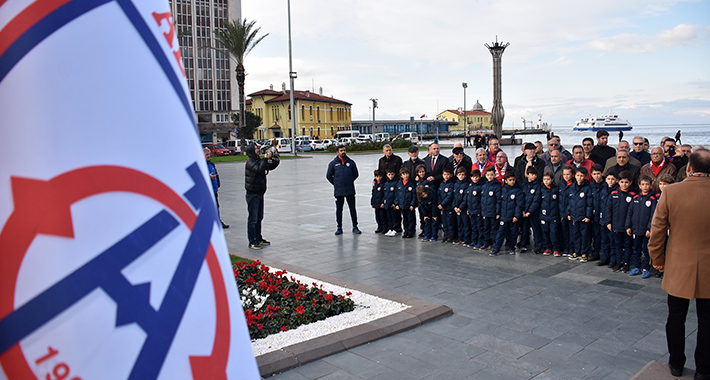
top-left (217, 150), bottom-right (699, 380)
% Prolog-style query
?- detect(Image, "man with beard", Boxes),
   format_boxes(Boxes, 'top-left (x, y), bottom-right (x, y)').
top-left (591, 130), bottom-right (616, 165)
top-left (494, 151), bottom-right (514, 184)
top-left (486, 137), bottom-right (501, 166)
top-left (473, 147), bottom-right (491, 174)
top-left (515, 142), bottom-right (546, 184)
top-left (604, 149), bottom-right (640, 188)
top-left (567, 145), bottom-right (595, 182)
top-left (604, 140), bottom-right (640, 171)
top-left (327, 145), bottom-right (361, 235)
top-left (582, 137), bottom-right (603, 165)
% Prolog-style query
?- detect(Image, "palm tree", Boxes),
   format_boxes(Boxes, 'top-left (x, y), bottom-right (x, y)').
top-left (214, 19), bottom-right (268, 155)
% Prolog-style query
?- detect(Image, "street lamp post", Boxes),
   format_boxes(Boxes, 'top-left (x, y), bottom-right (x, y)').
top-left (370, 98), bottom-right (378, 134)
top-left (462, 82), bottom-right (467, 140)
top-left (287, 0), bottom-right (297, 155)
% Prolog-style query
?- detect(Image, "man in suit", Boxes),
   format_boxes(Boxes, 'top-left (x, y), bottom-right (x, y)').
top-left (423, 142), bottom-right (449, 186)
top-left (649, 148), bottom-right (710, 379)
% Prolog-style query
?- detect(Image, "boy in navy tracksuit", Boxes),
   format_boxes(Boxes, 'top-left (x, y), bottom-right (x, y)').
top-left (519, 166), bottom-right (543, 254)
top-left (466, 169), bottom-right (483, 249)
top-left (417, 185), bottom-right (436, 241)
top-left (539, 172), bottom-right (560, 256)
top-left (415, 164), bottom-right (433, 237)
top-left (453, 167), bottom-right (471, 245)
top-left (490, 172), bottom-right (524, 256)
top-left (606, 171), bottom-right (636, 273)
top-left (566, 166), bottom-right (594, 262)
top-left (383, 169), bottom-right (399, 236)
top-left (589, 164), bottom-right (605, 261)
top-left (437, 167), bottom-right (456, 242)
top-left (371, 170), bottom-right (387, 233)
top-left (625, 176), bottom-right (657, 278)
top-left (595, 172), bottom-right (618, 266)
top-left (395, 168), bottom-right (418, 238)
top-left (558, 165), bottom-right (575, 256)
top-left (480, 166), bottom-right (500, 249)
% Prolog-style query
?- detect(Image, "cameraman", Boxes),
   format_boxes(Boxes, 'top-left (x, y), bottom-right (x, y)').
top-left (245, 141), bottom-right (280, 249)
top-left (662, 137), bottom-right (688, 171)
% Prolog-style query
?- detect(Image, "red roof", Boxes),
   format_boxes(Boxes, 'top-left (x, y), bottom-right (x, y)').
top-left (248, 90), bottom-right (350, 105)
top-left (269, 123), bottom-right (282, 129)
top-left (445, 109), bottom-right (491, 116)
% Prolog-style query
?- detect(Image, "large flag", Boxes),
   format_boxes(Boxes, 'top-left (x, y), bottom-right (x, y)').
top-left (0, 1), bottom-right (259, 379)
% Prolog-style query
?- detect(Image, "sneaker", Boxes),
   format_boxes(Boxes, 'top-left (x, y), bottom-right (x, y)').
top-left (221, 222), bottom-right (230, 229)
top-left (596, 260), bottom-right (609, 266)
top-left (629, 268), bottom-right (640, 276)
top-left (508, 250), bottom-right (516, 255)
top-left (249, 243), bottom-right (262, 250)
top-left (533, 249), bottom-right (542, 255)
top-left (421, 237), bottom-right (429, 242)
top-left (418, 232), bottom-right (425, 238)
top-left (579, 255), bottom-right (588, 263)
top-left (587, 255), bottom-right (598, 262)
top-left (543, 249), bottom-right (552, 256)
top-left (386, 230), bottom-right (397, 237)
top-left (334, 229), bottom-right (343, 235)
top-left (462, 243), bottom-right (469, 247)
top-left (352, 227), bottom-right (362, 234)
top-left (452, 240), bottom-right (461, 245)
top-left (474, 244), bottom-right (482, 250)
top-left (429, 237), bottom-right (437, 242)
top-left (375, 229), bottom-right (384, 233)
top-left (568, 253), bottom-right (578, 261)
top-left (489, 251), bottom-right (499, 256)
top-left (608, 261), bottom-right (616, 268)
top-left (612, 262), bottom-right (623, 272)
top-left (621, 263), bottom-right (630, 273)
top-left (562, 252), bottom-right (570, 257)
top-left (641, 269), bottom-right (650, 279)
top-left (553, 251), bottom-right (561, 257)
top-left (480, 244), bottom-right (490, 250)
top-left (519, 247), bottom-right (528, 253)
top-left (259, 239), bottom-right (271, 246)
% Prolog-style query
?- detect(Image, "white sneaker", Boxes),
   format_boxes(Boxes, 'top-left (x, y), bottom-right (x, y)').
top-left (385, 230), bottom-right (394, 237)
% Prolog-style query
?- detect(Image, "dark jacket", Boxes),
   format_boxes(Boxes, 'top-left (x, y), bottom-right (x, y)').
top-left (370, 180), bottom-right (385, 207)
top-left (437, 178), bottom-right (455, 210)
top-left (544, 162), bottom-right (565, 186)
top-left (326, 154), bottom-right (359, 197)
top-left (465, 180), bottom-right (483, 215)
top-left (206, 160), bottom-right (219, 194)
top-left (382, 178), bottom-right (397, 208)
top-left (418, 193), bottom-right (435, 218)
top-left (566, 180), bottom-right (594, 221)
top-left (449, 155), bottom-right (473, 176)
top-left (522, 180), bottom-right (542, 215)
top-left (498, 184), bottom-right (524, 222)
top-left (402, 157), bottom-right (425, 178)
top-left (453, 178), bottom-right (471, 211)
top-left (596, 184), bottom-right (616, 225)
top-left (378, 154), bottom-right (403, 177)
top-left (630, 150), bottom-right (651, 166)
top-left (515, 156), bottom-right (547, 184)
top-left (539, 184), bottom-right (559, 221)
top-left (625, 192), bottom-right (657, 235)
top-left (604, 163), bottom-right (640, 188)
top-left (423, 154), bottom-right (449, 186)
top-left (606, 188), bottom-right (636, 232)
top-left (589, 180), bottom-right (605, 222)
top-left (558, 180), bottom-right (574, 220)
top-left (245, 142), bottom-right (280, 194)
top-left (480, 178), bottom-right (501, 217)
top-left (395, 179), bottom-right (417, 210)
top-left (591, 144), bottom-right (616, 165)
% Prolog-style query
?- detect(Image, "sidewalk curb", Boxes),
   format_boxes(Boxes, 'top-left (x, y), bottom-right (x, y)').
top-left (232, 251), bottom-right (453, 377)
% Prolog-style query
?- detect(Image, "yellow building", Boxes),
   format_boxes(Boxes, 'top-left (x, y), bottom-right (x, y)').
top-left (247, 86), bottom-right (352, 139)
top-left (436, 100), bottom-right (492, 131)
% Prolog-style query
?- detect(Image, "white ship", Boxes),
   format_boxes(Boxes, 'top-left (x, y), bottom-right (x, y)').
top-left (573, 112), bottom-right (632, 131)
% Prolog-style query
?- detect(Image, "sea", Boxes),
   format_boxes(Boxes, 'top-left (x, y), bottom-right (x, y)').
top-left (427, 124), bottom-right (710, 157)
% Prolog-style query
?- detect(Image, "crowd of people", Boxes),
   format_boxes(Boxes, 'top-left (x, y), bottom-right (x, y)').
top-left (367, 130), bottom-right (703, 279)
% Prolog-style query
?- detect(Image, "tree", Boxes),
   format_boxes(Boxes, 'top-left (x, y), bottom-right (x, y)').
top-left (214, 19), bottom-right (268, 154)
top-left (231, 111), bottom-right (262, 139)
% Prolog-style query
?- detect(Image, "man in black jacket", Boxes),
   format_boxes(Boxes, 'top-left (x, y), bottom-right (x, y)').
top-left (591, 130), bottom-right (616, 165)
top-left (402, 145), bottom-right (425, 177)
top-left (245, 142), bottom-right (279, 249)
top-left (515, 143), bottom-right (547, 184)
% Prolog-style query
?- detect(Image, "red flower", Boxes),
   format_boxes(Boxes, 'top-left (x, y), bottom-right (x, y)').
top-left (282, 289), bottom-right (290, 298)
top-left (280, 326), bottom-right (289, 332)
top-left (294, 305), bottom-right (304, 315)
top-left (346, 292), bottom-right (352, 296)
top-left (324, 294), bottom-right (333, 302)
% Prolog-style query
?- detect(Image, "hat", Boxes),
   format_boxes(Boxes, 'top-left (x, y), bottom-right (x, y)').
top-left (452, 147), bottom-right (464, 154)
top-left (408, 145), bottom-right (419, 153)
top-left (524, 142), bottom-right (536, 150)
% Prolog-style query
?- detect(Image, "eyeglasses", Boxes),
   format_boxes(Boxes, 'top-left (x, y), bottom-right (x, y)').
top-left (633, 142), bottom-right (644, 146)
top-left (549, 143), bottom-right (559, 146)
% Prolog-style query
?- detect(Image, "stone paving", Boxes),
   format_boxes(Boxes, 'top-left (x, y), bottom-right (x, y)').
top-left (216, 149), bottom-right (700, 380)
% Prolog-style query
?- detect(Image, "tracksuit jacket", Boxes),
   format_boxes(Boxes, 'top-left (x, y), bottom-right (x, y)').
top-left (497, 184), bottom-right (524, 222)
top-left (566, 180), bottom-right (594, 221)
top-left (558, 180), bottom-right (574, 220)
top-left (625, 193), bottom-right (657, 235)
top-left (371, 180), bottom-right (385, 208)
top-left (539, 185), bottom-right (560, 221)
top-left (522, 180), bottom-right (542, 216)
top-left (437, 178), bottom-right (455, 211)
top-left (465, 181), bottom-right (483, 215)
top-left (480, 178), bottom-right (501, 218)
top-left (605, 188), bottom-right (636, 232)
top-left (395, 179), bottom-right (418, 210)
top-left (596, 184), bottom-right (616, 226)
top-left (453, 178), bottom-right (471, 212)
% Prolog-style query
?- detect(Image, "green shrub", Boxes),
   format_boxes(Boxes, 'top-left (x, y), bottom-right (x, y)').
top-left (326, 139), bottom-right (413, 152)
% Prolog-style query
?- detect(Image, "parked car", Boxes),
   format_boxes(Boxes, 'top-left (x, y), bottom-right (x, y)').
top-left (338, 137), bottom-right (358, 145)
top-left (394, 132), bottom-right (418, 143)
top-left (322, 139), bottom-right (336, 148)
top-left (310, 140), bottom-right (327, 151)
top-left (203, 143), bottom-right (231, 157)
top-left (373, 133), bottom-right (390, 142)
top-left (295, 141), bottom-right (312, 152)
top-left (356, 135), bottom-right (372, 144)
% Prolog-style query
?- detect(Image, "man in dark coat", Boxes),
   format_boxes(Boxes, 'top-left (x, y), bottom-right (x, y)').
top-left (515, 142), bottom-right (546, 184)
top-left (449, 145), bottom-right (473, 176)
top-left (590, 130), bottom-right (616, 165)
top-left (401, 145), bottom-right (425, 177)
top-left (423, 142), bottom-right (449, 186)
top-left (604, 149), bottom-right (640, 188)
top-left (378, 144), bottom-right (402, 178)
top-left (245, 142), bottom-right (280, 249)
top-left (326, 145), bottom-right (361, 235)
top-left (630, 136), bottom-right (651, 166)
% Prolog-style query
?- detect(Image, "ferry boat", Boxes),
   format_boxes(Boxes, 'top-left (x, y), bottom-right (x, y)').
top-left (573, 112), bottom-right (632, 131)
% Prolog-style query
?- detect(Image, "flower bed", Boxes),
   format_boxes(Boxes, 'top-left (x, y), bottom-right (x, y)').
top-left (234, 260), bottom-right (355, 340)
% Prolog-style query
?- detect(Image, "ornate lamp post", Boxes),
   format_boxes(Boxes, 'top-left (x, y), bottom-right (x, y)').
top-left (485, 37), bottom-right (509, 139)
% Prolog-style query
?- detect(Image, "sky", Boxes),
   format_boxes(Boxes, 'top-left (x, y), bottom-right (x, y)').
top-left (240, 0), bottom-right (710, 127)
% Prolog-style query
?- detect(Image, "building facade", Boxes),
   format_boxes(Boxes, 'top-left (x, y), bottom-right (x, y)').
top-left (169, 0), bottom-right (240, 142)
top-left (437, 100), bottom-right (492, 131)
top-left (247, 85), bottom-right (352, 139)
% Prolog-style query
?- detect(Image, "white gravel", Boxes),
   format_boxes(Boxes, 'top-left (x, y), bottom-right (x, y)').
top-left (250, 269), bottom-right (410, 356)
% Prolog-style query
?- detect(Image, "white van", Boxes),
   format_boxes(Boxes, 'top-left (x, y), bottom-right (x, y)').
top-left (395, 132), bottom-right (418, 143)
top-left (334, 130), bottom-right (360, 140)
top-left (273, 138), bottom-right (292, 153)
top-left (294, 136), bottom-right (311, 143)
top-left (373, 133), bottom-right (390, 142)
top-left (356, 134), bottom-right (372, 143)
